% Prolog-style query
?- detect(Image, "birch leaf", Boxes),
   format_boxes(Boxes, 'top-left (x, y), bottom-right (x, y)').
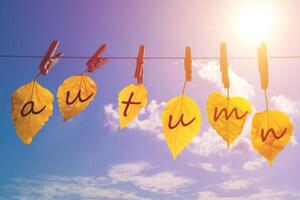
top-left (11, 81), bottom-right (54, 144)
top-left (57, 74), bottom-right (97, 121)
top-left (162, 96), bottom-right (201, 160)
top-left (118, 84), bottom-right (148, 128)
top-left (207, 92), bottom-right (252, 147)
top-left (251, 110), bottom-right (293, 165)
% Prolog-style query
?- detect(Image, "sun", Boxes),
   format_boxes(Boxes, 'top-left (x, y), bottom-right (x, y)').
top-left (236, 4), bottom-right (275, 43)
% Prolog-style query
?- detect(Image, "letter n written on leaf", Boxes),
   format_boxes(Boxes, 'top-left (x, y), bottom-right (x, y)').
top-left (162, 96), bottom-right (202, 160)
top-left (57, 74), bottom-right (97, 121)
top-left (251, 110), bottom-right (293, 165)
top-left (260, 128), bottom-right (287, 142)
top-left (11, 81), bottom-right (54, 144)
top-left (118, 84), bottom-right (148, 128)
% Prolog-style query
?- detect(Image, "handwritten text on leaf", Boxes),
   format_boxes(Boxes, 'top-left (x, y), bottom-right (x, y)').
top-left (11, 81), bottom-right (54, 144)
top-left (162, 96), bottom-right (202, 160)
top-left (207, 92), bottom-right (252, 147)
top-left (57, 74), bottom-right (97, 121)
top-left (118, 84), bottom-right (148, 128)
top-left (251, 110), bottom-right (293, 165)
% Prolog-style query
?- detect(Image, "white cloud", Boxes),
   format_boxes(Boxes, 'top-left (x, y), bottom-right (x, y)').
top-left (104, 100), bottom-right (165, 140)
top-left (198, 191), bottom-right (242, 200)
top-left (230, 137), bottom-right (253, 156)
top-left (243, 158), bottom-right (265, 171)
top-left (3, 161), bottom-right (196, 199)
top-left (104, 104), bottom-right (120, 131)
top-left (108, 162), bottom-right (195, 195)
top-left (199, 163), bottom-right (218, 172)
top-left (221, 177), bottom-right (258, 191)
top-left (189, 162), bottom-right (218, 172)
top-left (187, 128), bottom-right (227, 157)
top-left (188, 162), bottom-right (233, 174)
top-left (271, 95), bottom-right (299, 146)
top-left (220, 163), bottom-right (232, 174)
top-left (108, 162), bottom-right (151, 182)
top-left (187, 128), bottom-right (254, 157)
top-left (198, 189), bottom-right (300, 200)
top-left (247, 188), bottom-right (300, 200)
top-left (194, 61), bottom-right (255, 99)
top-left (5, 176), bottom-right (147, 200)
top-left (271, 95), bottom-right (300, 118)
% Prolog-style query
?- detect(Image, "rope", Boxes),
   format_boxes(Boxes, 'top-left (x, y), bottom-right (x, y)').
top-left (1, 55), bottom-right (300, 60)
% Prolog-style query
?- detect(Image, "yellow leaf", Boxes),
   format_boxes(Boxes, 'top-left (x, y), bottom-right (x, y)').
top-left (206, 92), bottom-right (252, 147)
top-left (251, 110), bottom-right (293, 165)
top-left (162, 95), bottom-right (202, 160)
top-left (57, 74), bottom-right (97, 121)
top-left (118, 84), bottom-right (148, 128)
top-left (11, 81), bottom-right (54, 144)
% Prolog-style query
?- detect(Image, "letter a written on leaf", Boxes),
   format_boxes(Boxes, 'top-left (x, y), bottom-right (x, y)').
top-left (11, 81), bottom-right (54, 144)
top-left (162, 96), bottom-right (201, 160)
top-left (118, 84), bottom-right (147, 128)
top-left (207, 92), bottom-right (252, 147)
top-left (251, 110), bottom-right (293, 165)
top-left (57, 74), bottom-right (97, 121)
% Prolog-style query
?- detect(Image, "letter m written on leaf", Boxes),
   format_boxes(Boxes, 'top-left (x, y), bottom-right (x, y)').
top-left (207, 92), bottom-right (252, 147)
top-left (11, 81), bottom-right (54, 144)
top-left (57, 74), bottom-right (97, 121)
top-left (162, 96), bottom-right (202, 160)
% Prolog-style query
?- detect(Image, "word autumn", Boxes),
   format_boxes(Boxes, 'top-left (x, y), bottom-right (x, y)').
top-left (10, 41), bottom-right (293, 166)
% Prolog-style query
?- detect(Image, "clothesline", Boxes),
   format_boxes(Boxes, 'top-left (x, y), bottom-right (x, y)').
top-left (1, 55), bottom-right (300, 60)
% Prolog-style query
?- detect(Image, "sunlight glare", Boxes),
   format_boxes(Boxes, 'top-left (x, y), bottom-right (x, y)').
top-left (236, 4), bottom-right (275, 43)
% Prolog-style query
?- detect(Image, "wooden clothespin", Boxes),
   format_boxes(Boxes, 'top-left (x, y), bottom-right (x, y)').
top-left (86, 44), bottom-right (109, 73)
top-left (184, 47), bottom-right (192, 82)
top-left (39, 40), bottom-right (63, 75)
top-left (134, 45), bottom-right (145, 84)
top-left (258, 42), bottom-right (269, 90)
top-left (220, 43), bottom-right (230, 89)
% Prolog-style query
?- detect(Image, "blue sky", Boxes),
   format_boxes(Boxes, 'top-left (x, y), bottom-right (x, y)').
top-left (1, 0), bottom-right (300, 199)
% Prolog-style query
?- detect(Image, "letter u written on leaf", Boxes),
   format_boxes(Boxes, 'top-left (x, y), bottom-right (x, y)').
top-left (162, 96), bottom-right (201, 160)
top-left (206, 92), bottom-right (252, 147)
top-left (118, 84), bottom-right (148, 128)
top-left (57, 74), bottom-right (97, 121)
top-left (11, 81), bottom-right (54, 144)
top-left (251, 110), bottom-right (293, 165)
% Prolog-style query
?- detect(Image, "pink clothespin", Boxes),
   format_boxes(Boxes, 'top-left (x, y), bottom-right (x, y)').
top-left (86, 44), bottom-right (109, 73)
top-left (39, 40), bottom-right (63, 75)
top-left (134, 45), bottom-right (145, 84)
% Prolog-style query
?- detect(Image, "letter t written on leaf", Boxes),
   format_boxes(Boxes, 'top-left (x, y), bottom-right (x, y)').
top-left (162, 96), bottom-right (202, 159)
top-left (118, 84), bottom-right (148, 128)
